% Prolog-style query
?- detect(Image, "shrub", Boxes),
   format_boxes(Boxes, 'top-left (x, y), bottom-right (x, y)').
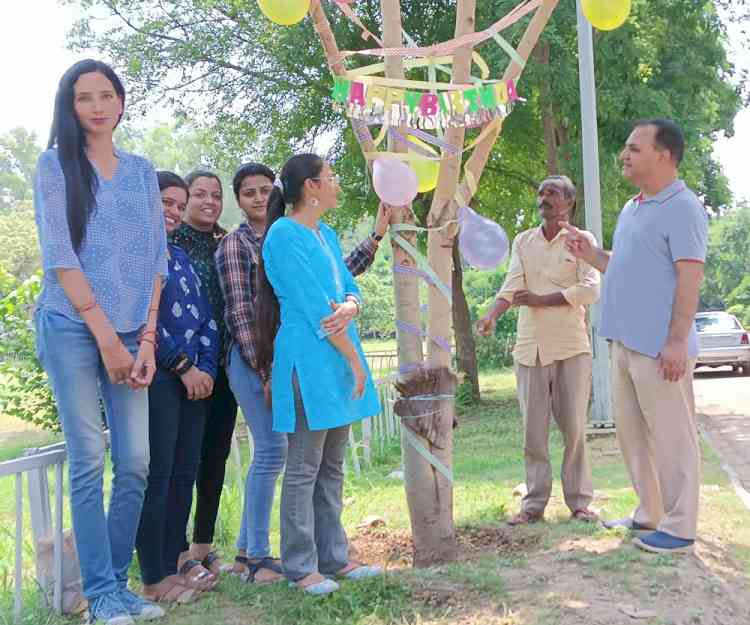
top-left (0, 269), bottom-right (58, 431)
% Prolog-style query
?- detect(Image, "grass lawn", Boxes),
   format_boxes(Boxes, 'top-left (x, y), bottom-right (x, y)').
top-left (361, 338), bottom-right (398, 353)
top-left (2, 369), bottom-right (750, 624)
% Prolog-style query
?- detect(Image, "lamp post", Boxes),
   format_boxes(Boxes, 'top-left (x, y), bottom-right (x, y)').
top-left (576, 0), bottom-right (613, 426)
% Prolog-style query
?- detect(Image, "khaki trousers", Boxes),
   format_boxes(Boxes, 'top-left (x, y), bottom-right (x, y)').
top-left (611, 341), bottom-right (700, 540)
top-left (514, 353), bottom-right (594, 515)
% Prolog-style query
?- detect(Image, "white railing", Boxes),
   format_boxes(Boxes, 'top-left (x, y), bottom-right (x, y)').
top-left (0, 441), bottom-right (67, 620)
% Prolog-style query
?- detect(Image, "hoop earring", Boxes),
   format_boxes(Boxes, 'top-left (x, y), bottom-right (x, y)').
top-left (311, 197), bottom-right (320, 208)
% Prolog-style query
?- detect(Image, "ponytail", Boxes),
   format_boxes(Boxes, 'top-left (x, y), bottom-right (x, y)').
top-left (255, 187), bottom-right (287, 374)
top-left (255, 153), bottom-right (324, 375)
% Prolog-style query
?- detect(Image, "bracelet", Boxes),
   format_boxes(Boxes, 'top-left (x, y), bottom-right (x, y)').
top-left (371, 231), bottom-right (384, 242)
top-left (139, 329), bottom-right (157, 338)
top-left (346, 296), bottom-right (361, 316)
top-left (139, 337), bottom-right (157, 347)
top-left (76, 301), bottom-right (97, 314)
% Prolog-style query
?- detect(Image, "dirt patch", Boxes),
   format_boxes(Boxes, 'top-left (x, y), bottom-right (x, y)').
top-left (351, 525), bottom-right (750, 625)
top-left (350, 524), bottom-right (542, 570)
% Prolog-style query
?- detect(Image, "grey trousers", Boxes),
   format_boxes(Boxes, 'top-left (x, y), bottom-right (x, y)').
top-left (280, 377), bottom-right (351, 581)
top-left (515, 353), bottom-right (594, 515)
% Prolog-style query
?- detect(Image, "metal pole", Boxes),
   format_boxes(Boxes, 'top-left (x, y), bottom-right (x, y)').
top-left (576, 0), bottom-right (613, 426)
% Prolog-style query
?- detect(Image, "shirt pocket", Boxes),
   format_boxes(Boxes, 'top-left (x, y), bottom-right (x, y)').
top-left (546, 250), bottom-right (579, 288)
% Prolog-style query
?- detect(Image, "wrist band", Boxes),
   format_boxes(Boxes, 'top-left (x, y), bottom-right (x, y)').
top-left (139, 337), bottom-right (156, 347)
top-left (76, 301), bottom-right (97, 314)
top-left (371, 231), bottom-right (384, 242)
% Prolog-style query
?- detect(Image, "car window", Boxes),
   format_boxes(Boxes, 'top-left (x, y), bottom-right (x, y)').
top-left (696, 315), bottom-right (741, 332)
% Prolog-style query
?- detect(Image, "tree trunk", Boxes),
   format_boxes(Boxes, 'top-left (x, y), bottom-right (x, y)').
top-left (535, 41), bottom-right (560, 175)
top-left (310, 0), bottom-right (560, 568)
top-left (452, 238), bottom-right (480, 403)
top-left (453, 0), bottom-right (561, 208)
top-left (410, 0), bottom-right (479, 567)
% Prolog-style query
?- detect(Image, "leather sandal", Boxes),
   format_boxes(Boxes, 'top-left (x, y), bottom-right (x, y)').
top-left (143, 576), bottom-right (199, 605)
top-left (245, 557), bottom-right (285, 584)
top-left (571, 508), bottom-right (599, 522)
top-left (178, 559), bottom-right (218, 591)
top-left (507, 510), bottom-right (544, 526)
top-left (201, 551), bottom-right (224, 576)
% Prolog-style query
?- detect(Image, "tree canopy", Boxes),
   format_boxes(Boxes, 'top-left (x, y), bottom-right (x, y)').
top-left (66, 0), bottom-right (747, 241)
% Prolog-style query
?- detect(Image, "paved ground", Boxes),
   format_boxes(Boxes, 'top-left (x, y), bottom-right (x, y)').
top-left (694, 366), bottom-right (750, 499)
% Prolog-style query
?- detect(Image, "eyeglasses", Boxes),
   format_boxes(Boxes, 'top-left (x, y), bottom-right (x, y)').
top-left (311, 174), bottom-right (340, 186)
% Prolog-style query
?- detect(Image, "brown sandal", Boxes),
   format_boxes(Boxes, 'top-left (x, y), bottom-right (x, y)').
top-left (507, 510), bottom-right (544, 526)
top-left (201, 551), bottom-right (225, 576)
top-left (178, 559), bottom-right (218, 591)
top-left (143, 576), bottom-right (199, 604)
top-left (571, 508), bottom-right (599, 522)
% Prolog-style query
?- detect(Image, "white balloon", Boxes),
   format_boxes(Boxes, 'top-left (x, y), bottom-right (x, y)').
top-left (372, 158), bottom-right (419, 206)
top-left (458, 205), bottom-right (509, 270)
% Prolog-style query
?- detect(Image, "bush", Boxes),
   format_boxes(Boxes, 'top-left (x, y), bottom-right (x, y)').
top-left (0, 269), bottom-right (58, 431)
top-left (475, 307), bottom-right (517, 370)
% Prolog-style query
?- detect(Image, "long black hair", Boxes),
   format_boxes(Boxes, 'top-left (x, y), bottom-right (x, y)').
top-left (255, 153), bottom-right (324, 374)
top-left (48, 60), bottom-right (125, 253)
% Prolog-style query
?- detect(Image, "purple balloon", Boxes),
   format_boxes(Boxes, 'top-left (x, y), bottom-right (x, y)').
top-left (458, 205), bottom-right (510, 270)
top-left (372, 158), bottom-right (419, 206)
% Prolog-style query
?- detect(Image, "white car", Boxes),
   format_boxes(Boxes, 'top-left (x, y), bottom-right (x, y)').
top-left (695, 311), bottom-right (750, 374)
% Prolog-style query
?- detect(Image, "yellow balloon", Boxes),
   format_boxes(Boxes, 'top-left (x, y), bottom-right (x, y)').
top-left (581, 0), bottom-right (631, 31)
top-left (407, 136), bottom-right (440, 193)
top-left (257, 0), bottom-right (310, 26)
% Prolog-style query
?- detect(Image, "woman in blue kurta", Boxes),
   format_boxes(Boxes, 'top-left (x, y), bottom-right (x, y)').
top-left (255, 154), bottom-right (381, 595)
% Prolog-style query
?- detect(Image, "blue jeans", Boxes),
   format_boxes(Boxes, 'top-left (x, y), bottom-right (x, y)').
top-left (226, 345), bottom-right (287, 557)
top-left (35, 309), bottom-right (150, 600)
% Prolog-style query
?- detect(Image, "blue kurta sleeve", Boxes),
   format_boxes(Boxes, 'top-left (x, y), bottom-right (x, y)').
top-left (264, 222), bottom-right (335, 340)
top-left (34, 151), bottom-right (83, 272)
top-left (195, 299), bottom-right (219, 379)
top-left (156, 321), bottom-right (181, 369)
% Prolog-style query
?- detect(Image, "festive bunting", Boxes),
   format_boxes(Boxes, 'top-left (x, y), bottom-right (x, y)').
top-left (332, 77), bottom-right (520, 130)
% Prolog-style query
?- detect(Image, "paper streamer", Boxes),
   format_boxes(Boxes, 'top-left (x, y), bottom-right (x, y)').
top-left (329, 0), bottom-right (383, 45)
top-left (402, 426), bottom-right (454, 482)
top-left (340, 0), bottom-right (542, 60)
top-left (396, 320), bottom-right (452, 353)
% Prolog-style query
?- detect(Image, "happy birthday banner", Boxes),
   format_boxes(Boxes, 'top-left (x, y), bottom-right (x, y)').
top-left (331, 77), bottom-right (520, 131)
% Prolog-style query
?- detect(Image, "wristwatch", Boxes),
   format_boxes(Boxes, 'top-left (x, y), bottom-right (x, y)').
top-left (371, 231), bottom-right (384, 242)
top-left (171, 353), bottom-right (193, 376)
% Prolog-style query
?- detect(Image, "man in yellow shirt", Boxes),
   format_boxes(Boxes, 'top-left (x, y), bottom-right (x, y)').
top-left (477, 176), bottom-right (600, 525)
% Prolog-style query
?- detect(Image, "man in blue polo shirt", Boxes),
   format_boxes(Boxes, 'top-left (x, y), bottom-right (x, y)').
top-left (565, 118), bottom-right (708, 554)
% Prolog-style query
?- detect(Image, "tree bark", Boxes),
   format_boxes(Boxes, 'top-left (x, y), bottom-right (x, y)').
top-left (535, 41), bottom-right (560, 175)
top-left (452, 238), bottom-right (480, 403)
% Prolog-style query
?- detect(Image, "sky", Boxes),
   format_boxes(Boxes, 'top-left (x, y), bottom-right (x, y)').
top-left (3, 1), bottom-right (750, 204)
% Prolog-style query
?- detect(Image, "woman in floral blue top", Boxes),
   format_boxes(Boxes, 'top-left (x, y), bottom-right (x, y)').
top-left (135, 171), bottom-right (219, 605)
top-left (34, 60), bottom-right (167, 625)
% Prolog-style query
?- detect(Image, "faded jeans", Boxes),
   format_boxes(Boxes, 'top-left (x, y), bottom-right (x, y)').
top-left (35, 309), bottom-right (149, 600)
top-left (227, 345), bottom-right (287, 558)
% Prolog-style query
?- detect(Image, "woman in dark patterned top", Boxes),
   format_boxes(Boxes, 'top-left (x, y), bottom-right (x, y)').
top-left (216, 162), bottom-right (392, 583)
top-left (169, 170), bottom-right (237, 577)
top-left (136, 171), bottom-right (219, 604)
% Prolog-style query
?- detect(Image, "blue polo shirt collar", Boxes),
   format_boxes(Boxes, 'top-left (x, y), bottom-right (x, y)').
top-left (636, 179), bottom-right (686, 205)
